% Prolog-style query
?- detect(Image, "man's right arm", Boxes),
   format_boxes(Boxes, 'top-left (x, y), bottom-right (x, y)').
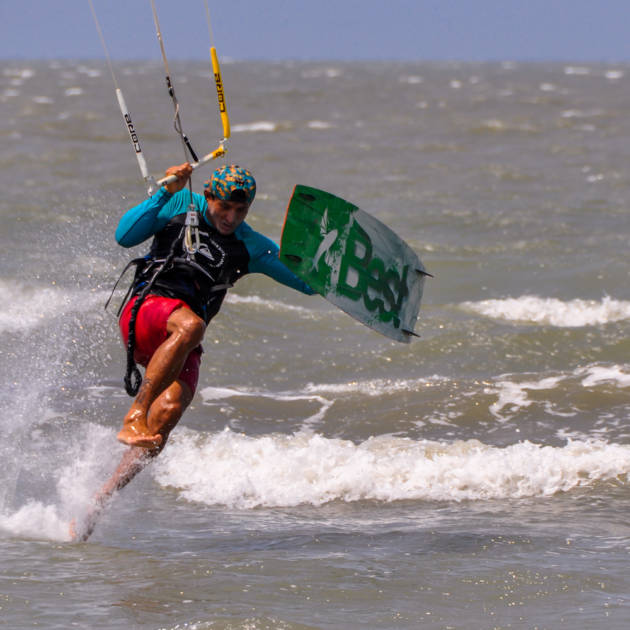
top-left (115, 188), bottom-right (175, 248)
top-left (116, 163), bottom-right (194, 248)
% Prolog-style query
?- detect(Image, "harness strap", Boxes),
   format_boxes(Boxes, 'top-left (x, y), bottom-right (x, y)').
top-left (123, 259), bottom-right (172, 396)
top-left (104, 256), bottom-right (147, 314)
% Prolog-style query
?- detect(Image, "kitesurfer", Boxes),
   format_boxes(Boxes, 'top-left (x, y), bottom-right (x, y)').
top-left (72, 162), bottom-right (314, 540)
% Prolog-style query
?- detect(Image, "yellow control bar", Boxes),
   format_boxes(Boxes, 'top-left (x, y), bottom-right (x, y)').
top-left (211, 46), bottom-right (230, 140)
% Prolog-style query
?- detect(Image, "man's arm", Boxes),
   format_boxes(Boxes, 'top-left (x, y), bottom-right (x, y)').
top-left (116, 163), bottom-right (193, 248)
top-left (237, 223), bottom-right (316, 295)
top-left (115, 188), bottom-right (175, 247)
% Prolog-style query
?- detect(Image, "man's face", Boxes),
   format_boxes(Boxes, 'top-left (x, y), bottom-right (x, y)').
top-left (205, 195), bottom-right (250, 235)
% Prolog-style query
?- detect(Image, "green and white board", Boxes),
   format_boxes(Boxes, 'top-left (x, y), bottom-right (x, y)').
top-left (280, 185), bottom-right (431, 343)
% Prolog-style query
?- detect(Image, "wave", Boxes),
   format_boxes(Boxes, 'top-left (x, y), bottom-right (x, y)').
top-left (461, 295), bottom-right (630, 327)
top-left (231, 120), bottom-right (334, 133)
top-left (307, 120), bottom-right (333, 129)
top-left (605, 70), bottom-right (624, 80)
top-left (199, 376), bottom-right (449, 430)
top-left (564, 66), bottom-right (591, 76)
top-left (231, 121), bottom-right (278, 133)
top-left (399, 75), bottom-right (423, 84)
top-left (300, 67), bottom-right (343, 79)
top-left (200, 375), bottom-right (448, 403)
top-left (0, 502), bottom-right (70, 541)
top-left (303, 375), bottom-right (449, 397)
top-left (486, 363), bottom-right (630, 422)
top-left (0, 281), bottom-right (107, 334)
top-left (153, 427), bottom-right (630, 508)
top-left (470, 119), bottom-right (539, 135)
top-left (577, 364), bottom-right (630, 388)
top-left (0, 423), bottom-right (118, 542)
top-left (199, 364), bottom-right (628, 430)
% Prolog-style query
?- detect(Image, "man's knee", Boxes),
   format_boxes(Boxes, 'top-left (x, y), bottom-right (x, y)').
top-left (168, 308), bottom-right (205, 348)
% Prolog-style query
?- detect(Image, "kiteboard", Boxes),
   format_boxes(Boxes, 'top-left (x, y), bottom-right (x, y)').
top-left (280, 186), bottom-right (431, 343)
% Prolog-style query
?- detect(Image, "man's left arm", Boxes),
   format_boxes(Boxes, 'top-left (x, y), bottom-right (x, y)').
top-left (238, 224), bottom-right (316, 295)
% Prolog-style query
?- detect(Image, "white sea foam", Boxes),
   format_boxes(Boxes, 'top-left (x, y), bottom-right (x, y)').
top-left (400, 75), bottom-right (423, 84)
top-left (605, 70), bottom-right (624, 80)
top-left (301, 67), bottom-right (343, 79)
top-left (231, 121), bottom-right (278, 133)
top-left (561, 108), bottom-right (604, 119)
top-left (0, 423), bottom-right (116, 542)
top-left (486, 364), bottom-right (630, 421)
top-left (199, 376), bottom-right (450, 430)
top-left (0, 281), bottom-right (105, 334)
top-left (0, 502), bottom-right (70, 541)
top-left (477, 119), bottom-right (537, 133)
top-left (307, 120), bottom-right (333, 129)
top-left (3, 67), bottom-right (34, 79)
top-left (304, 375), bottom-right (448, 397)
top-left (199, 385), bottom-right (333, 427)
top-left (461, 295), bottom-right (630, 327)
top-left (76, 65), bottom-right (101, 78)
top-left (154, 427), bottom-right (630, 507)
top-left (488, 376), bottom-right (565, 421)
top-left (586, 173), bottom-right (604, 183)
top-left (576, 364), bottom-right (630, 388)
top-left (564, 66), bottom-right (591, 76)
top-left (200, 385), bottom-right (247, 400)
top-left (200, 375), bottom-right (448, 411)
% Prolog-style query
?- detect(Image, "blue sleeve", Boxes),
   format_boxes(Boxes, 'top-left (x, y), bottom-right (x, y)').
top-left (115, 188), bottom-right (205, 248)
top-left (236, 222), bottom-right (316, 296)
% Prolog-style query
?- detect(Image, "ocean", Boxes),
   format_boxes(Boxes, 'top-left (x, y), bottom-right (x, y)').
top-left (1, 58), bottom-right (629, 629)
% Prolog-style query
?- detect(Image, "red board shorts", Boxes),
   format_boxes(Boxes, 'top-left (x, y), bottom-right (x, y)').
top-left (119, 295), bottom-right (203, 395)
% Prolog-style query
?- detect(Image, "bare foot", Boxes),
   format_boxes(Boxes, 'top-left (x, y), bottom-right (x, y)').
top-left (118, 409), bottom-right (163, 448)
top-left (117, 423), bottom-right (163, 448)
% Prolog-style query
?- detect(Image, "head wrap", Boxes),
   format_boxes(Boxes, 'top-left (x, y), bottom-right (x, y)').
top-left (204, 165), bottom-right (256, 205)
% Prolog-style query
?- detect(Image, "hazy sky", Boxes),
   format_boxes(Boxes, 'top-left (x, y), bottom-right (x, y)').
top-left (3, 0), bottom-right (630, 62)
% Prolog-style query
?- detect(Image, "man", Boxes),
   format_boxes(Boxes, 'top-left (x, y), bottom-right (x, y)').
top-left (72, 162), bottom-right (314, 540)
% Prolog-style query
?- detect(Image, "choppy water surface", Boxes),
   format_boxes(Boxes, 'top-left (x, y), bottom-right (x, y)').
top-left (1, 59), bottom-right (629, 629)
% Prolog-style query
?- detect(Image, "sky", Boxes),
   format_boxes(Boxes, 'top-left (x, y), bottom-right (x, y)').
top-left (3, 0), bottom-right (630, 63)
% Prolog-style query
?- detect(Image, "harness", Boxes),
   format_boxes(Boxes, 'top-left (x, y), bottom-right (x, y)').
top-left (107, 207), bottom-right (239, 396)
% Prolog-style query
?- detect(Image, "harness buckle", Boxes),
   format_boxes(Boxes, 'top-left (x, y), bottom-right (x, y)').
top-left (185, 210), bottom-right (199, 228)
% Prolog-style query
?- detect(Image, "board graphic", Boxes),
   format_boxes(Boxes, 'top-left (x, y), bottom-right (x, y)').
top-left (280, 185), bottom-right (430, 343)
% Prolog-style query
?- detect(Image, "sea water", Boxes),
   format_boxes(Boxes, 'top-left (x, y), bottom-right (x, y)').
top-left (1, 59), bottom-right (629, 629)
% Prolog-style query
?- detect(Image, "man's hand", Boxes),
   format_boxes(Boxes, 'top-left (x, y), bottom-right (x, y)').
top-left (164, 162), bottom-right (193, 194)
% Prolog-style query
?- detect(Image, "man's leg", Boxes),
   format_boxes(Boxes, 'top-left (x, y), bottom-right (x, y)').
top-left (118, 307), bottom-right (205, 448)
top-left (72, 378), bottom-right (193, 541)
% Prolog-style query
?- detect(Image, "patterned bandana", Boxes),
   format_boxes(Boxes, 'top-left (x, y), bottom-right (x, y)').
top-left (204, 165), bottom-right (256, 205)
